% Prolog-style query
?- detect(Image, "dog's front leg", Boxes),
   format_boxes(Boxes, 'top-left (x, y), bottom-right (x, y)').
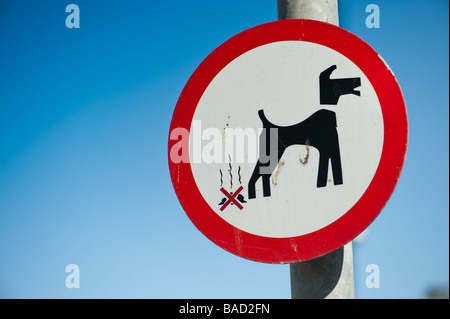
top-left (317, 150), bottom-right (330, 188)
top-left (330, 133), bottom-right (343, 186)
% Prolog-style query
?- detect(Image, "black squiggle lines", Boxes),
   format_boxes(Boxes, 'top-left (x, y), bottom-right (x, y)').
top-left (238, 166), bottom-right (242, 184)
top-left (228, 155), bottom-right (233, 190)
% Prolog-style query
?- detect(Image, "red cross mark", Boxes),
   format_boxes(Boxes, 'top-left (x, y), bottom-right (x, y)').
top-left (220, 186), bottom-right (244, 211)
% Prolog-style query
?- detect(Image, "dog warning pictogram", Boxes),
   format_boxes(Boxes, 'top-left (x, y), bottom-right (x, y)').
top-left (248, 65), bottom-right (360, 199)
top-left (168, 20), bottom-right (408, 263)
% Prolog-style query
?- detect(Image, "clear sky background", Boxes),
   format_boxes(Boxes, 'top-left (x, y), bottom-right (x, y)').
top-left (0, 0), bottom-right (448, 299)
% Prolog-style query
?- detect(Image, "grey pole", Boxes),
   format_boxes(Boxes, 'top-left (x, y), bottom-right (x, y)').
top-left (278, 0), bottom-right (339, 24)
top-left (277, 0), bottom-right (356, 299)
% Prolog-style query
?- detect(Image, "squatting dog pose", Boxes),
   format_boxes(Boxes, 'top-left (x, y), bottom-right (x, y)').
top-left (248, 65), bottom-right (361, 199)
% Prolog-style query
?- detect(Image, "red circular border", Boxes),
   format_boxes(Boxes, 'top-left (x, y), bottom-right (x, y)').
top-left (168, 20), bottom-right (408, 263)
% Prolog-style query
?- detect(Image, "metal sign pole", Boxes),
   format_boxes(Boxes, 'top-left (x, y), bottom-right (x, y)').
top-left (278, 0), bottom-right (339, 24)
top-left (277, 0), bottom-right (356, 299)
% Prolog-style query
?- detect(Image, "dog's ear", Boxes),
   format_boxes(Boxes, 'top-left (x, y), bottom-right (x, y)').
top-left (320, 65), bottom-right (361, 105)
top-left (320, 65), bottom-right (337, 79)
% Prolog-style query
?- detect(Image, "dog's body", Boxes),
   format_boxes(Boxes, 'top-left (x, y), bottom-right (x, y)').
top-left (247, 109), bottom-right (343, 199)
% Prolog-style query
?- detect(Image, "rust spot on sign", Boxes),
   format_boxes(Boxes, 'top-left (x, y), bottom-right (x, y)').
top-left (299, 141), bottom-right (310, 165)
top-left (272, 160), bottom-right (285, 186)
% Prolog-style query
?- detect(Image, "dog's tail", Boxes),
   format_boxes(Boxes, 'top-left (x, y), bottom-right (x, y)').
top-left (258, 110), bottom-right (273, 127)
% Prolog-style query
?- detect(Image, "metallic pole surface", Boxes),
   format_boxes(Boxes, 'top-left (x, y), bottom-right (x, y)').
top-left (278, 0), bottom-right (339, 24)
top-left (277, 0), bottom-right (356, 299)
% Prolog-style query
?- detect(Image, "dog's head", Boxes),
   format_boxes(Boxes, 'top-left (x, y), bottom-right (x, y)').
top-left (319, 65), bottom-right (361, 105)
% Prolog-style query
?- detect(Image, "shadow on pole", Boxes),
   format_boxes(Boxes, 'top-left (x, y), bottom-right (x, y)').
top-left (290, 246), bottom-right (344, 299)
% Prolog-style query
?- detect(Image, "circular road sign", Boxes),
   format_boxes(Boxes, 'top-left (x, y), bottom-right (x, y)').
top-left (168, 19), bottom-right (407, 263)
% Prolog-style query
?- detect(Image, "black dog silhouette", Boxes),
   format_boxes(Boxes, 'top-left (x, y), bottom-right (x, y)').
top-left (247, 65), bottom-right (360, 199)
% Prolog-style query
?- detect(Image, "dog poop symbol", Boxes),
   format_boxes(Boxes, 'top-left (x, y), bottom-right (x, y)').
top-left (219, 192), bottom-right (247, 206)
top-left (218, 165), bottom-right (246, 211)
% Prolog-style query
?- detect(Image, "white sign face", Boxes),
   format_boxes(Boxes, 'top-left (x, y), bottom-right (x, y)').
top-left (190, 40), bottom-right (384, 238)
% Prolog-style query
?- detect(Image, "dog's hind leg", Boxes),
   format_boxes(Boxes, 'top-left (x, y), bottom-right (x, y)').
top-left (248, 161), bottom-right (273, 199)
top-left (262, 174), bottom-right (271, 197)
top-left (248, 162), bottom-right (261, 199)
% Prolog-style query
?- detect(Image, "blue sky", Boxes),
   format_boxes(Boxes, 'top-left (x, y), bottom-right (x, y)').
top-left (0, 0), bottom-right (448, 298)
